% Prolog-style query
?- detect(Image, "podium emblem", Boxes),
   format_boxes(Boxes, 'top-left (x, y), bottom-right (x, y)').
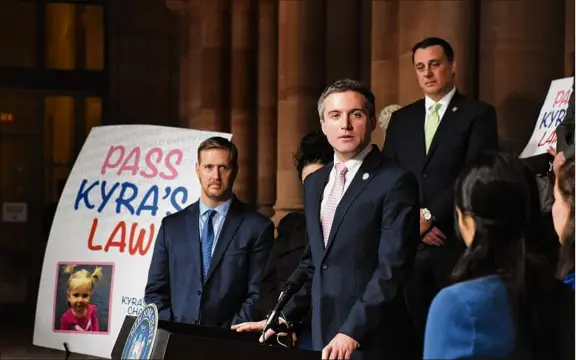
top-left (121, 303), bottom-right (159, 360)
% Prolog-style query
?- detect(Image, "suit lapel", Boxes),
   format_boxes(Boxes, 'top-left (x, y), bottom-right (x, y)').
top-left (311, 164), bottom-right (332, 246)
top-left (413, 100), bottom-right (427, 167)
top-left (204, 197), bottom-right (243, 284)
top-left (424, 92), bottom-right (465, 168)
top-left (184, 203), bottom-right (204, 286)
top-left (323, 146), bottom-right (382, 257)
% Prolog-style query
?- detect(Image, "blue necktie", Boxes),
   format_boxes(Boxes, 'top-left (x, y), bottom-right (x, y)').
top-left (201, 209), bottom-right (217, 277)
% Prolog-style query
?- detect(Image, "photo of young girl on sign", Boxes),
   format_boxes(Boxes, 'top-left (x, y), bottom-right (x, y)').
top-left (60, 264), bottom-right (101, 331)
top-left (53, 263), bottom-right (114, 333)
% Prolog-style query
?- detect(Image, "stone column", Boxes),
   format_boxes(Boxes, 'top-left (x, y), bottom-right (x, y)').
top-left (565, 0), bottom-right (575, 76)
top-left (325, 0), bottom-right (360, 83)
top-left (479, 1), bottom-right (565, 155)
top-left (170, 0), bottom-right (230, 131)
top-left (371, 0), bottom-right (398, 148)
top-left (165, 0), bottom-right (194, 125)
top-left (230, 0), bottom-right (257, 204)
top-left (398, 0), bottom-right (477, 105)
top-left (256, 0), bottom-right (278, 217)
top-left (273, 0), bottom-right (325, 224)
top-left (359, 0), bottom-right (372, 85)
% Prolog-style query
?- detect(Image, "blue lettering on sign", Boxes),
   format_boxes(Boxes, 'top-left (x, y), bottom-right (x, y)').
top-left (74, 180), bottom-right (188, 216)
top-left (539, 109), bottom-right (566, 130)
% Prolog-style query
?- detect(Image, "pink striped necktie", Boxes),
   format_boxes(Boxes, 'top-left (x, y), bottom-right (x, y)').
top-left (321, 163), bottom-right (348, 247)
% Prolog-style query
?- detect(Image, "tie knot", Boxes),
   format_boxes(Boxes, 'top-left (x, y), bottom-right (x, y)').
top-left (430, 103), bottom-right (442, 113)
top-left (335, 163), bottom-right (348, 177)
top-left (204, 209), bottom-right (217, 219)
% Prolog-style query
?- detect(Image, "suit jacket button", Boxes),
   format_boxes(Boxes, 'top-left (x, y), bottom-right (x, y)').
top-left (322, 264), bottom-right (328, 270)
top-left (197, 290), bottom-right (202, 296)
top-left (422, 173), bottom-right (428, 178)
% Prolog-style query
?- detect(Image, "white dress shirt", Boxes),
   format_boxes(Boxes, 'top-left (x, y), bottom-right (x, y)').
top-left (424, 86), bottom-right (457, 129)
top-left (320, 144), bottom-right (373, 220)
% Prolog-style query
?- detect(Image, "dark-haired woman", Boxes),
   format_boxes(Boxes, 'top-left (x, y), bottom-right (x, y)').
top-left (423, 152), bottom-right (574, 360)
top-left (552, 158), bottom-right (575, 289)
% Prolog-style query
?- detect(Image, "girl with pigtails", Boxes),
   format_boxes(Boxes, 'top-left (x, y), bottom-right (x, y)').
top-left (60, 264), bottom-right (102, 332)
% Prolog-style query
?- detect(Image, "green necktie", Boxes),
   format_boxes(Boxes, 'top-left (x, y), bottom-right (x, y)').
top-left (425, 103), bottom-right (442, 154)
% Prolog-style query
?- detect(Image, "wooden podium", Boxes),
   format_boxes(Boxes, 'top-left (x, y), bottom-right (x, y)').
top-left (111, 316), bottom-right (320, 360)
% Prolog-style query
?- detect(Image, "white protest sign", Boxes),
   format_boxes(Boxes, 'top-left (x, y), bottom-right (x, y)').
top-left (33, 125), bottom-right (232, 358)
top-left (519, 77), bottom-right (574, 158)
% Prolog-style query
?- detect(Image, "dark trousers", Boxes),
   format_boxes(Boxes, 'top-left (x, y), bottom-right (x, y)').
top-left (402, 243), bottom-right (463, 355)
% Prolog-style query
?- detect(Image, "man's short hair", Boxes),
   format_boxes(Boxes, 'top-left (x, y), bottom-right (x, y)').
top-left (317, 79), bottom-right (376, 120)
top-left (411, 37), bottom-right (455, 63)
top-left (197, 136), bottom-right (238, 167)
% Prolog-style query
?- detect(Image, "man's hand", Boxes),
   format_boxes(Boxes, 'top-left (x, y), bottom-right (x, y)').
top-left (231, 320), bottom-right (266, 333)
top-left (260, 327), bottom-right (277, 343)
top-left (548, 146), bottom-right (558, 158)
top-left (322, 333), bottom-right (359, 360)
top-left (548, 146), bottom-right (566, 175)
top-left (422, 226), bottom-right (446, 246)
top-left (419, 210), bottom-right (432, 236)
top-left (238, 318), bottom-right (296, 344)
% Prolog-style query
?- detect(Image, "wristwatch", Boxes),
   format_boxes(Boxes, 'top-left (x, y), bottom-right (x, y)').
top-left (422, 208), bottom-right (435, 223)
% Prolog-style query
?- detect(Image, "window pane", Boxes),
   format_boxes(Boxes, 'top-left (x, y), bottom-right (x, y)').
top-left (0, 91), bottom-right (39, 134)
top-left (44, 96), bottom-right (74, 165)
top-left (0, 0), bottom-right (36, 67)
top-left (82, 5), bottom-right (104, 70)
top-left (45, 4), bottom-right (76, 70)
top-left (0, 91), bottom-right (40, 201)
top-left (85, 97), bottom-right (102, 136)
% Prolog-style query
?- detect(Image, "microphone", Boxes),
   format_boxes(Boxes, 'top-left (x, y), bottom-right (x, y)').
top-left (261, 268), bottom-right (309, 339)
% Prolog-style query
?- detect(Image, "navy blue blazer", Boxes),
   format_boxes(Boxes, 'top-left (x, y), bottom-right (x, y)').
top-left (283, 146), bottom-right (420, 359)
top-left (144, 196), bottom-right (274, 328)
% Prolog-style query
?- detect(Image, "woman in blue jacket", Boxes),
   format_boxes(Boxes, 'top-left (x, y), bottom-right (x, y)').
top-left (423, 152), bottom-right (574, 360)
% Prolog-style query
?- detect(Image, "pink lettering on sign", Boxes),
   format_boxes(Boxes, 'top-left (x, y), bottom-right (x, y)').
top-left (553, 88), bottom-right (572, 108)
top-left (100, 146), bottom-right (183, 180)
top-left (537, 130), bottom-right (557, 147)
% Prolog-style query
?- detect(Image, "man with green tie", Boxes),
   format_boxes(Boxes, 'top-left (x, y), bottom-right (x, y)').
top-left (382, 37), bottom-right (499, 354)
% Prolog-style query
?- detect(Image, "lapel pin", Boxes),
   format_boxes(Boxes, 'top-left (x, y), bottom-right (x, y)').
top-left (362, 173), bottom-right (369, 180)
top-left (452, 106), bottom-right (458, 112)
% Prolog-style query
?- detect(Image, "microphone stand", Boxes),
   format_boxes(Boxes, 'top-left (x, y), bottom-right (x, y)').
top-left (62, 342), bottom-right (71, 360)
top-left (262, 315), bottom-right (296, 349)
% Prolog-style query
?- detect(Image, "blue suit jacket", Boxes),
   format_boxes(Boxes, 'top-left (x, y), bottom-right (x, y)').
top-left (144, 196), bottom-right (274, 328)
top-left (283, 146), bottom-right (420, 359)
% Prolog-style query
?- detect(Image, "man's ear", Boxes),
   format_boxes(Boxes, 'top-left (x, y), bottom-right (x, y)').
top-left (370, 116), bottom-right (377, 131)
top-left (320, 117), bottom-right (327, 135)
top-left (231, 164), bottom-right (239, 182)
top-left (450, 58), bottom-right (457, 77)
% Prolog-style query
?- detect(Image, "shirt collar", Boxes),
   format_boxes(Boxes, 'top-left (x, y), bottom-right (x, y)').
top-left (425, 86), bottom-right (456, 112)
top-left (333, 143), bottom-right (373, 173)
top-left (199, 198), bottom-right (232, 218)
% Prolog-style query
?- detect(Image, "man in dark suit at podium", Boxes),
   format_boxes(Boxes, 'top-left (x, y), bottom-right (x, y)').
top-left (145, 137), bottom-right (274, 328)
top-left (382, 37), bottom-right (499, 348)
top-left (269, 79), bottom-right (420, 359)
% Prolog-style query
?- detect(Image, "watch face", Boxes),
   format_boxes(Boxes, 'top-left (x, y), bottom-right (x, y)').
top-left (423, 211), bottom-right (431, 220)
